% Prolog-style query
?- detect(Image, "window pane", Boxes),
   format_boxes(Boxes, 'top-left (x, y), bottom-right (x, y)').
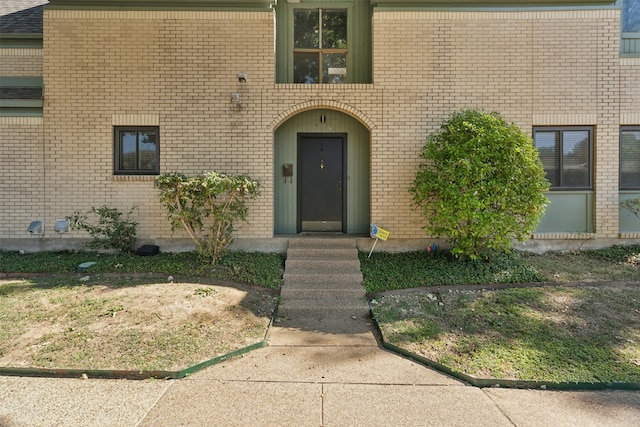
top-left (322, 53), bottom-right (347, 84)
top-left (294, 9), bottom-right (319, 49)
top-left (534, 131), bottom-right (560, 187)
top-left (138, 131), bottom-right (157, 171)
top-left (119, 131), bottom-right (137, 171)
top-left (624, 0), bottom-right (640, 32)
top-left (322, 9), bottom-right (347, 49)
top-left (294, 52), bottom-right (319, 83)
top-left (621, 129), bottom-right (640, 188)
top-left (562, 130), bottom-right (590, 188)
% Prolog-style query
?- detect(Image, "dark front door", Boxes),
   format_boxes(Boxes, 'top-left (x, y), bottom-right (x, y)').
top-left (298, 134), bottom-right (346, 232)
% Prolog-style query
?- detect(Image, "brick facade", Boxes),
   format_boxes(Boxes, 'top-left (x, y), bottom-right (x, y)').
top-left (1, 5), bottom-right (639, 250)
top-left (0, 117), bottom-right (44, 238)
top-left (372, 9), bottom-right (626, 239)
top-left (0, 48), bottom-right (42, 75)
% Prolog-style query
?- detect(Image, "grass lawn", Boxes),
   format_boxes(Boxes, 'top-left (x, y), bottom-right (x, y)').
top-left (370, 285), bottom-right (640, 383)
top-left (0, 276), bottom-right (278, 371)
top-left (364, 245), bottom-right (640, 384)
top-left (0, 250), bottom-right (283, 372)
top-left (1, 245), bottom-right (639, 383)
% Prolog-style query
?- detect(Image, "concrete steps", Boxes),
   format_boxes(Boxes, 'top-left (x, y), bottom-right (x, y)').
top-left (278, 238), bottom-right (368, 319)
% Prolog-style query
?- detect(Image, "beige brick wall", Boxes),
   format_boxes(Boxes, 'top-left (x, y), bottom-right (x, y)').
top-left (372, 9), bottom-right (622, 239)
top-left (42, 10), bottom-right (276, 241)
top-left (2, 7), bottom-right (636, 247)
top-left (621, 58), bottom-right (640, 122)
top-left (38, 9), bottom-right (386, 244)
top-left (0, 48), bottom-right (42, 76)
top-left (0, 117), bottom-right (45, 237)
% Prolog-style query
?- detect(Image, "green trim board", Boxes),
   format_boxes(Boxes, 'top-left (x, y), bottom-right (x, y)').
top-left (370, 0), bottom-right (616, 6)
top-left (0, 77), bottom-right (44, 101)
top-left (0, 108), bottom-right (43, 117)
top-left (46, 0), bottom-right (275, 11)
top-left (0, 77), bottom-right (43, 116)
top-left (0, 34), bottom-right (43, 48)
top-left (0, 77), bottom-right (43, 87)
top-left (622, 32), bottom-right (640, 55)
top-left (371, 0), bottom-right (618, 12)
top-left (0, 100), bottom-right (42, 107)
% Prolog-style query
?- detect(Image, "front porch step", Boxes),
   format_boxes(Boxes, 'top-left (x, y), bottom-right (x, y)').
top-left (287, 238), bottom-right (357, 250)
top-left (277, 298), bottom-right (370, 318)
top-left (280, 287), bottom-right (366, 300)
top-left (284, 258), bottom-right (362, 274)
top-left (285, 247), bottom-right (359, 261)
top-left (281, 280), bottom-right (365, 291)
top-left (277, 237), bottom-right (372, 340)
top-left (283, 272), bottom-right (363, 286)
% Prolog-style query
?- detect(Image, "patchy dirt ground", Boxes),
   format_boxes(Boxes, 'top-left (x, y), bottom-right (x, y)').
top-left (0, 277), bottom-right (279, 372)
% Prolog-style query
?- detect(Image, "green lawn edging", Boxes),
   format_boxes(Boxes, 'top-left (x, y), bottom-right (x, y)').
top-left (0, 340), bottom-right (266, 380)
top-left (0, 314), bottom-right (275, 380)
top-left (371, 314), bottom-right (640, 391)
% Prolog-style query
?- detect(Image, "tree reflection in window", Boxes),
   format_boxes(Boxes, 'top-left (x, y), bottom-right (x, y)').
top-left (624, 0), bottom-right (640, 32)
top-left (115, 127), bottom-right (159, 175)
top-left (294, 9), bottom-right (347, 84)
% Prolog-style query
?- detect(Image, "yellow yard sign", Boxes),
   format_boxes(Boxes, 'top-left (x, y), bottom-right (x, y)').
top-left (368, 224), bottom-right (390, 258)
top-left (374, 226), bottom-right (389, 241)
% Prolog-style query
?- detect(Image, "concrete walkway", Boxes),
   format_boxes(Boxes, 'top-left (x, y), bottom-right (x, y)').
top-left (1, 239), bottom-right (639, 426)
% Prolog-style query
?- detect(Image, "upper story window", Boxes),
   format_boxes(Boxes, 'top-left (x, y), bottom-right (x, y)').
top-left (293, 8), bottom-right (347, 84)
top-left (534, 127), bottom-right (593, 190)
top-left (622, 0), bottom-right (640, 55)
top-left (624, 0), bottom-right (640, 32)
top-left (275, 1), bottom-right (371, 84)
top-left (621, 126), bottom-right (640, 189)
top-left (114, 126), bottom-right (159, 175)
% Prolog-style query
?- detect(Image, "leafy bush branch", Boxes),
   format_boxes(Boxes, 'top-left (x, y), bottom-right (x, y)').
top-left (68, 205), bottom-right (138, 253)
top-left (155, 171), bottom-right (260, 264)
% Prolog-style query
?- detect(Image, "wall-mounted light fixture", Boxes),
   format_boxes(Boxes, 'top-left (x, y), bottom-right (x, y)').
top-left (27, 220), bottom-right (44, 235)
top-left (54, 218), bottom-right (70, 233)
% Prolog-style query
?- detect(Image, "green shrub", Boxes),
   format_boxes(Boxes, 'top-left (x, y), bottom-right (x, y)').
top-left (155, 171), bottom-right (260, 264)
top-left (409, 110), bottom-right (549, 259)
top-left (68, 205), bottom-right (138, 253)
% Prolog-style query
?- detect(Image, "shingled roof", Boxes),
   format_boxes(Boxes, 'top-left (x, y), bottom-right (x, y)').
top-left (0, 1), bottom-right (47, 34)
